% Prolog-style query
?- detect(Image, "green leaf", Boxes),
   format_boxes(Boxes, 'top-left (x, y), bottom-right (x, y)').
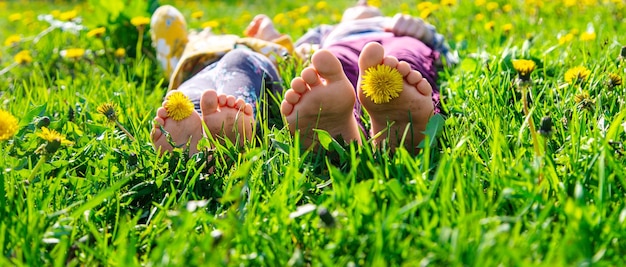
top-left (19, 104), bottom-right (47, 128)
top-left (313, 129), bottom-right (347, 161)
top-left (418, 113), bottom-right (445, 149)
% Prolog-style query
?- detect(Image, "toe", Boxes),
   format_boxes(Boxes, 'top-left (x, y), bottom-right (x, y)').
top-left (358, 42), bottom-right (385, 72)
top-left (218, 94), bottom-right (227, 106)
top-left (301, 67), bottom-right (322, 87)
top-left (382, 56), bottom-right (399, 69)
top-left (280, 100), bottom-right (294, 116)
top-left (243, 103), bottom-right (254, 115)
top-left (234, 98), bottom-right (246, 110)
top-left (310, 50), bottom-right (346, 83)
top-left (156, 107), bottom-right (168, 119)
top-left (201, 90), bottom-right (219, 115)
top-left (406, 70), bottom-right (424, 86)
top-left (291, 77), bottom-right (309, 94)
top-left (396, 61), bottom-right (411, 77)
top-left (416, 78), bottom-right (433, 96)
top-left (226, 95), bottom-right (236, 107)
top-left (285, 89), bottom-right (301, 104)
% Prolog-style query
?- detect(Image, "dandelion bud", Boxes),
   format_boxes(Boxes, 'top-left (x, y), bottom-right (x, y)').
top-left (36, 116), bottom-right (50, 129)
top-left (317, 206), bottom-right (335, 227)
top-left (538, 116), bottom-right (553, 137)
top-left (211, 229), bottom-right (223, 246)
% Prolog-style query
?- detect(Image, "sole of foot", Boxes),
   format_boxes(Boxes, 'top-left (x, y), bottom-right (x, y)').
top-left (281, 49), bottom-right (361, 148)
top-left (356, 42), bottom-right (434, 154)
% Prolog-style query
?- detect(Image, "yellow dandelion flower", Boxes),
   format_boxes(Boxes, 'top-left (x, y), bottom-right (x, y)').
top-left (418, 2), bottom-right (435, 11)
top-left (201, 20), bottom-right (220, 29)
top-left (131, 16), bottom-right (150, 28)
top-left (564, 66), bottom-right (591, 84)
top-left (484, 21), bottom-right (495, 31)
top-left (14, 50), bottom-right (32, 64)
top-left (486, 2), bottom-right (499, 11)
top-left (574, 91), bottom-right (594, 110)
top-left (607, 73), bottom-right (622, 88)
top-left (191, 11), bottom-right (203, 20)
top-left (502, 4), bottom-right (513, 12)
top-left (475, 13), bottom-right (485, 21)
top-left (315, 1), bottom-right (328, 10)
top-left (0, 109), bottom-right (19, 141)
top-left (273, 13), bottom-right (287, 26)
top-left (400, 3), bottom-right (410, 13)
top-left (368, 0), bottom-right (381, 7)
top-left (298, 5), bottom-right (310, 14)
top-left (60, 48), bottom-right (85, 59)
top-left (420, 8), bottom-right (433, 19)
top-left (59, 10), bottom-right (78, 21)
top-left (558, 33), bottom-right (575, 45)
top-left (164, 91), bottom-right (194, 121)
top-left (441, 0), bottom-right (457, 6)
top-left (475, 0), bottom-right (487, 6)
top-left (87, 27), bottom-right (106, 38)
top-left (37, 127), bottom-right (73, 146)
top-left (512, 59), bottom-right (536, 81)
top-left (97, 103), bottom-right (117, 122)
top-left (295, 18), bottom-right (311, 29)
top-left (114, 48), bottom-right (126, 58)
top-left (50, 10), bottom-right (61, 18)
top-left (580, 32), bottom-right (596, 41)
top-left (9, 13), bottom-right (22, 22)
top-left (5, 35), bottom-right (21, 47)
top-left (361, 64), bottom-right (404, 104)
top-left (502, 23), bottom-right (514, 33)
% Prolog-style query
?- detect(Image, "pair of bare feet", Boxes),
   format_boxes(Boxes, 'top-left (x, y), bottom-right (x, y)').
top-left (151, 42), bottom-right (434, 155)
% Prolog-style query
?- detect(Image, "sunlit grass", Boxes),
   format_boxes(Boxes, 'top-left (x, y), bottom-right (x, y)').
top-left (1, 0), bottom-right (625, 266)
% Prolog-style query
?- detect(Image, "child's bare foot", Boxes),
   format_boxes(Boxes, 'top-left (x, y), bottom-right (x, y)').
top-left (357, 42), bottom-right (435, 154)
top-left (244, 14), bottom-right (281, 41)
top-left (151, 93), bottom-right (203, 155)
top-left (281, 49), bottom-right (361, 148)
top-left (200, 89), bottom-right (255, 145)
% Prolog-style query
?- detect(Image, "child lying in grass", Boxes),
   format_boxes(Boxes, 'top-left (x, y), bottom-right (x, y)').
top-left (150, 1), bottom-right (456, 156)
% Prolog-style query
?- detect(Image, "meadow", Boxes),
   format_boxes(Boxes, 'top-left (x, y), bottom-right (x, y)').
top-left (1, 0), bottom-right (626, 265)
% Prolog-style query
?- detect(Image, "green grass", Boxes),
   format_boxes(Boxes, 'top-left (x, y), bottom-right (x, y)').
top-left (1, 0), bottom-right (626, 266)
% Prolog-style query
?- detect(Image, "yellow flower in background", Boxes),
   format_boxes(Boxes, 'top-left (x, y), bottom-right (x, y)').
top-left (87, 27), bottom-right (106, 38)
top-left (565, 66), bottom-right (591, 84)
top-left (51, 10), bottom-right (61, 18)
top-left (60, 48), bottom-right (85, 59)
top-left (14, 50), bottom-right (32, 64)
top-left (502, 4), bottom-right (513, 12)
top-left (114, 48), bottom-right (126, 58)
top-left (0, 109), bottom-right (19, 141)
top-left (441, 0), bottom-right (457, 6)
top-left (420, 8), bottom-right (433, 19)
top-left (164, 91), bottom-right (194, 121)
top-left (368, 0), bottom-right (381, 7)
top-left (97, 103), bottom-right (118, 122)
top-left (273, 13), bottom-right (287, 26)
top-left (361, 64), bottom-right (404, 104)
top-left (191, 11), bottom-right (203, 19)
top-left (315, 1), bottom-right (328, 10)
top-left (512, 59), bottom-right (536, 81)
top-left (486, 2), bottom-right (499, 11)
top-left (580, 32), bottom-right (596, 41)
top-left (502, 23), bottom-right (514, 33)
top-left (9, 13), bottom-right (22, 22)
top-left (298, 5), bottom-right (310, 14)
top-left (418, 2), bottom-right (435, 11)
top-left (475, 13), bottom-right (485, 21)
top-left (59, 10), bottom-right (78, 21)
top-left (201, 20), bottom-right (220, 29)
top-left (484, 21), bottom-right (495, 31)
top-left (131, 16), bottom-right (150, 28)
top-left (5, 35), bottom-right (21, 47)
top-left (37, 127), bottom-right (73, 146)
top-left (558, 33), bottom-right (574, 45)
top-left (295, 18), bottom-right (311, 29)
top-left (607, 73), bottom-right (622, 88)
top-left (475, 0), bottom-right (487, 6)
top-left (400, 3), bottom-right (410, 13)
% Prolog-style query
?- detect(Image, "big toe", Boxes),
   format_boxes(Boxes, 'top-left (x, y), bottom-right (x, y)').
top-left (200, 89), bottom-right (219, 115)
top-left (358, 42), bottom-right (385, 72)
top-left (310, 50), bottom-right (347, 83)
